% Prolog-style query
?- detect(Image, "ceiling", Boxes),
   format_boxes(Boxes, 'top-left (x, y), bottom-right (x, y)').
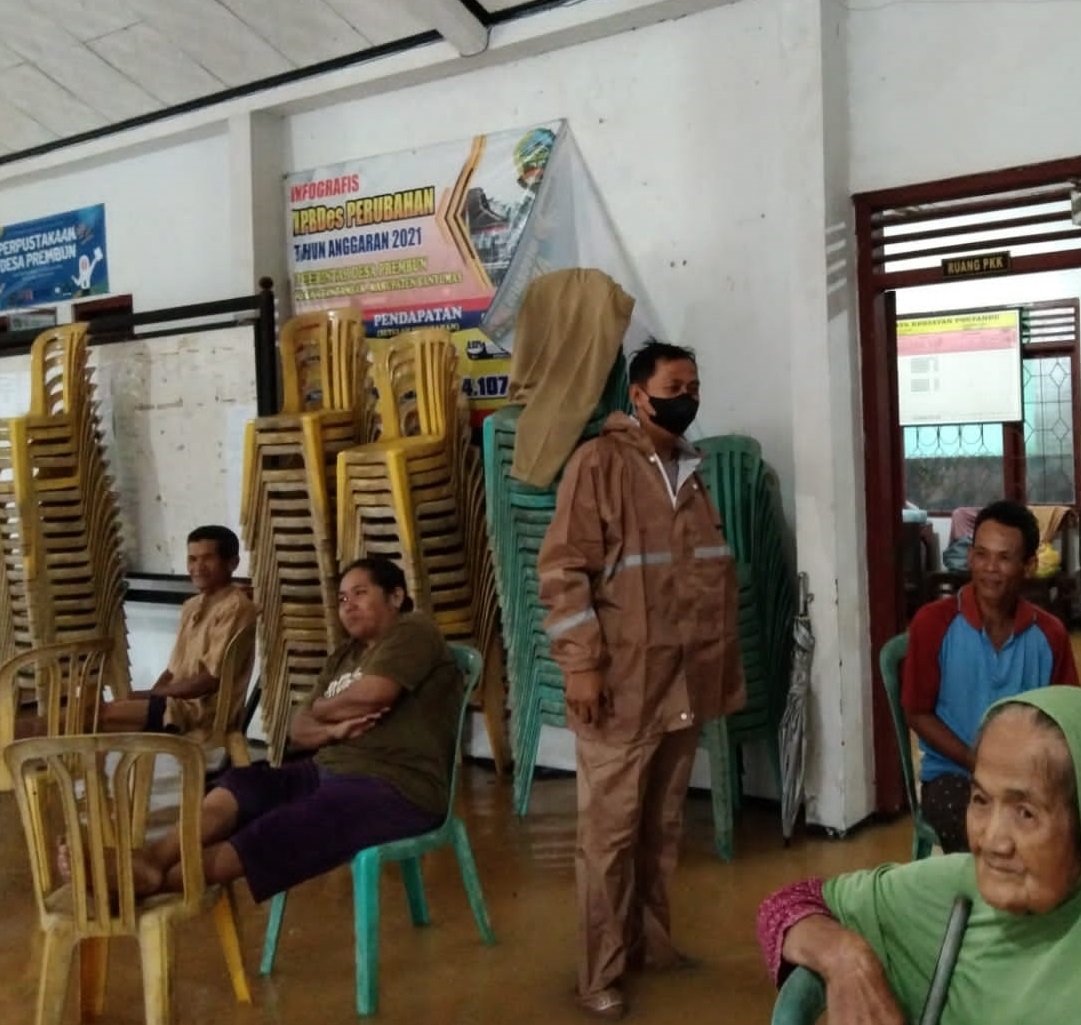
top-left (0, 0), bottom-right (549, 159)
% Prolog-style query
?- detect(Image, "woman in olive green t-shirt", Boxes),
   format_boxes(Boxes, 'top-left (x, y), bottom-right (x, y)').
top-left (70, 556), bottom-right (465, 904)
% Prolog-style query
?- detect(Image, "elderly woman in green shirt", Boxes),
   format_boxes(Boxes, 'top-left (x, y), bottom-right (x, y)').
top-left (758, 686), bottom-right (1081, 1023)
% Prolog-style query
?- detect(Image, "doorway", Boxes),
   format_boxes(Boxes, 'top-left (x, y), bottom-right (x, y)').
top-left (855, 157), bottom-right (1081, 813)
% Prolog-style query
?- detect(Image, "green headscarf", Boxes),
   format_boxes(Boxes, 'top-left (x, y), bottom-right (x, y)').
top-left (823, 687), bottom-right (1081, 1024)
top-left (1005, 687), bottom-right (1081, 809)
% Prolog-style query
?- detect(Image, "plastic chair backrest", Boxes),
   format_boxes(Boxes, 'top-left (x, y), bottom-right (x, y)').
top-left (771, 966), bottom-right (826, 1025)
top-left (370, 337), bottom-right (411, 440)
top-left (209, 621), bottom-right (258, 736)
top-left (696, 434), bottom-right (764, 564)
top-left (371, 330), bottom-right (456, 442)
top-left (329, 309), bottom-right (368, 412)
top-left (280, 308), bottom-right (367, 414)
top-left (444, 643), bottom-right (482, 827)
top-left (4, 732), bottom-right (208, 934)
top-left (30, 323), bottom-right (88, 417)
top-left (879, 632), bottom-right (921, 817)
top-left (280, 312), bottom-right (332, 413)
top-left (0, 637), bottom-right (114, 737)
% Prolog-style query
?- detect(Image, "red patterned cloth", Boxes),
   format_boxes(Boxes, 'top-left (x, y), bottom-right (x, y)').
top-left (756, 878), bottom-right (830, 986)
top-left (949, 506), bottom-right (979, 544)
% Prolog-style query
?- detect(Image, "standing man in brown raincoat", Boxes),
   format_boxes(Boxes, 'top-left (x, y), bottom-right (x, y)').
top-left (538, 340), bottom-right (745, 1020)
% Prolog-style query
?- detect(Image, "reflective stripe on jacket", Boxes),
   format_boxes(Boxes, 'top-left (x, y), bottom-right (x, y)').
top-left (538, 412), bottom-right (746, 742)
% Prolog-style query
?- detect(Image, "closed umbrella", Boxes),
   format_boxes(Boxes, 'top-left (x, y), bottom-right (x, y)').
top-left (779, 572), bottom-right (814, 844)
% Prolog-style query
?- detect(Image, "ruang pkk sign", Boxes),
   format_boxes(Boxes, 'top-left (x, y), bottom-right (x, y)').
top-left (0, 204), bottom-right (109, 310)
top-left (286, 122), bottom-right (569, 424)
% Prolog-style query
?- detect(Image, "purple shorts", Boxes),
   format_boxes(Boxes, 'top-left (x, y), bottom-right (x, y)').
top-left (215, 760), bottom-right (442, 902)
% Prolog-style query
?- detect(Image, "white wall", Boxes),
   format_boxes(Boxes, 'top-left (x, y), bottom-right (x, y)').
top-left (849, 1), bottom-right (1081, 192)
top-left (0, 128), bottom-right (231, 311)
top-left (783, 0), bottom-right (875, 828)
top-left (0, 0), bottom-right (885, 828)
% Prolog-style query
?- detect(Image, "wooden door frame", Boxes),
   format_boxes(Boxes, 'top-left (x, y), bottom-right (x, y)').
top-left (855, 155), bottom-right (1081, 813)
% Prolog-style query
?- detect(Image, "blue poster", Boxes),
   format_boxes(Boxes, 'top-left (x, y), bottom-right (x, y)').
top-left (0, 204), bottom-right (108, 310)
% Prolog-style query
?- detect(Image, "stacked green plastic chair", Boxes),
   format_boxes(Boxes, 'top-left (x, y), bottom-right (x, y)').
top-left (697, 435), bottom-right (795, 817)
top-left (483, 362), bottom-right (738, 859)
top-left (483, 360), bottom-right (629, 817)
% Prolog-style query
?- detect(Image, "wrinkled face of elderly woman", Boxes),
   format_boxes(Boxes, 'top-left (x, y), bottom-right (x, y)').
top-left (968, 706), bottom-right (1081, 915)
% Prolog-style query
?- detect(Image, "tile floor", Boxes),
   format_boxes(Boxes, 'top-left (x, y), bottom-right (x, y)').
top-left (0, 762), bottom-right (911, 1024)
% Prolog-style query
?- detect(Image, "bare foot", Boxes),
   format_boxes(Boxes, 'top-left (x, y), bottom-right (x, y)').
top-left (57, 837), bottom-right (164, 898)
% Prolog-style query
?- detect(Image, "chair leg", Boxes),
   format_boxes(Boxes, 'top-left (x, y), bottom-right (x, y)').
top-left (767, 733), bottom-right (785, 803)
top-left (225, 732), bottom-right (251, 768)
top-left (78, 937), bottom-right (109, 1020)
top-left (512, 713), bottom-right (541, 818)
top-left (241, 684), bottom-right (262, 735)
top-left (480, 646), bottom-right (510, 776)
top-left (0, 694), bottom-right (17, 792)
top-left (701, 719), bottom-right (734, 862)
top-left (36, 927), bottom-right (78, 1025)
top-left (729, 739), bottom-right (744, 812)
top-left (259, 891), bottom-right (288, 976)
top-left (450, 818), bottom-right (496, 945)
top-left (399, 857), bottom-right (430, 927)
top-left (130, 758), bottom-right (155, 848)
top-left (352, 851), bottom-right (382, 1016)
top-left (137, 916), bottom-right (174, 1025)
top-left (27, 773), bottom-right (55, 892)
top-left (213, 887), bottom-right (252, 1004)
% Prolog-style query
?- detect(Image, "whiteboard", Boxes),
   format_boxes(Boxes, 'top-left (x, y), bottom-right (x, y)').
top-left (897, 310), bottom-right (1023, 427)
top-left (91, 328), bottom-right (257, 576)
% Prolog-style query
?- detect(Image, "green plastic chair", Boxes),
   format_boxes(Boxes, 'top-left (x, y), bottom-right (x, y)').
top-left (879, 631), bottom-right (940, 860)
top-left (259, 643), bottom-right (496, 1016)
top-left (697, 436), bottom-right (795, 811)
top-left (771, 967), bottom-right (826, 1025)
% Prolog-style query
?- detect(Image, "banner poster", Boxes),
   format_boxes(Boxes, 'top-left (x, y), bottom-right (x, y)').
top-left (287, 122), bottom-right (661, 425)
top-left (0, 204), bottom-right (109, 310)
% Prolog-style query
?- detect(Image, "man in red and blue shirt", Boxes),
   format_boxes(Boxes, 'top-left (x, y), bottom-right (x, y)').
top-left (901, 500), bottom-right (1079, 852)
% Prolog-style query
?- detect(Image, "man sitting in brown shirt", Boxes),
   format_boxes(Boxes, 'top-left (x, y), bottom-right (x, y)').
top-left (100, 525), bottom-right (257, 735)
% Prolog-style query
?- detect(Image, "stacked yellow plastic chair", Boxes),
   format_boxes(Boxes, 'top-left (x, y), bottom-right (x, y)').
top-left (336, 328), bottom-right (509, 773)
top-left (241, 309), bottom-right (370, 764)
top-left (0, 324), bottom-right (130, 695)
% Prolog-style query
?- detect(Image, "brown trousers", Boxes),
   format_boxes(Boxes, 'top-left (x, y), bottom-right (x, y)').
top-left (575, 726), bottom-right (699, 997)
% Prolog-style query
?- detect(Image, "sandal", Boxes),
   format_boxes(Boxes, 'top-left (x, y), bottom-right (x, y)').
top-left (577, 986), bottom-right (627, 1020)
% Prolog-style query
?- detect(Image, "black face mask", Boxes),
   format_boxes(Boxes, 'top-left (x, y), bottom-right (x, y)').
top-left (647, 393), bottom-right (699, 436)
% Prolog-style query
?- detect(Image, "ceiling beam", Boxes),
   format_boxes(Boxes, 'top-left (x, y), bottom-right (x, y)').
top-left (400, 0), bottom-right (489, 57)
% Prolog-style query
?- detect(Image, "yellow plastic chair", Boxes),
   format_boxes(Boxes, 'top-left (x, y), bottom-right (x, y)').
top-left (0, 323), bottom-right (130, 695)
top-left (29, 324), bottom-right (88, 418)
top-left (280, 309), bottom-right (366, 413)
top-left (188, 621), bottom-right (258, 767)
top-left (4, 732), bottom-right (251, 1025)
top-left (0, 636), bottom-right (114, 792)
